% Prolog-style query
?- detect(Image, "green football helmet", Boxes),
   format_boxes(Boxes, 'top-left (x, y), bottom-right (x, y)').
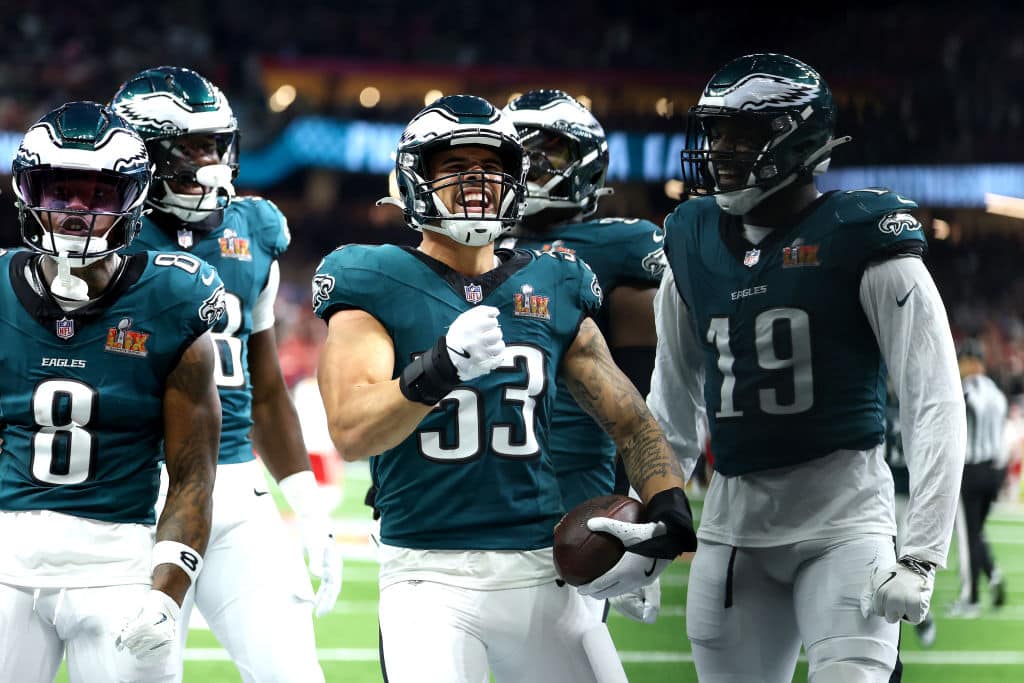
top-left (379, 94), bottom-right (528, 246)
top-left (12, 101), bottom-right (151, 265)
top-left (504, 89), bottom-right (612, 219)
top-left (111, 66), bottom-right (238, 222)
top-left (680, 53), bottom-right (850, 215)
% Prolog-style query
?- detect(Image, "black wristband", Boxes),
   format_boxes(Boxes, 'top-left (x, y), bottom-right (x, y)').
top-left (630, 487), bottom-right (698, 559)
top-left (399, 335), bottom-right (460, 405)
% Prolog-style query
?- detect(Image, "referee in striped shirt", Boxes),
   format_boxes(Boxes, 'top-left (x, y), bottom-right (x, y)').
top-left (952, 339), bottom-right (1008, 616)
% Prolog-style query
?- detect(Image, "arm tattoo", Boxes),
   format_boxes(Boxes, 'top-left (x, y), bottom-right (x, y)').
top-left (160, 333), bottom-right (219, 554)
top-left (564, 319), bottom-right (685, 493)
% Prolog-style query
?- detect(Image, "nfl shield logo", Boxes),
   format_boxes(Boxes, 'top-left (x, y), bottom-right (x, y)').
top-left (177, 229), bottom-right (194, 249)
top-left (743, 249), bottom-right (761, 267)
top-left (464, 284), bottom-right (483, 304)
top-left (56, 317), bottom-right (75, 340)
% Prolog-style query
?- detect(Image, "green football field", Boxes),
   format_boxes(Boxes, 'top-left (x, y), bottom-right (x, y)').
top-left (57, 464), bottom-right (1024, 682)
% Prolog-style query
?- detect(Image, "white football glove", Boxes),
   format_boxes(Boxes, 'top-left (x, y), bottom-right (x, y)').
top-left (577, 518), bottom-right (672, 600)
top-left (860, 556), bottom-right (935, 624)
top-left (280, 471), bottom-right (343, 617)
top-left (609, 578), bottom-right (661, 624)
top-left (299, 515), bottom-right (343, 617)
top-left (115, 589), bottom-right (179, 662)
top-left (445, 305), bottom-right (505, 381)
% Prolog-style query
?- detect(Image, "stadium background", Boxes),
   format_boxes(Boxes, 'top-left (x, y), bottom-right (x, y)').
top-left (2, 1), bottom-right (1020, 680)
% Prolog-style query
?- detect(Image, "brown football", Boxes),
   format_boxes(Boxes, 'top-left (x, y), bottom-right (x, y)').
top-left (553, 494), bottom-right (644, 586)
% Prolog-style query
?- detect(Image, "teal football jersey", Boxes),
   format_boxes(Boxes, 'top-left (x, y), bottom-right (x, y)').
top-left (313, 245), bottom-right (602, 550)
top-left (499, 218), bottom-right (665, 508)
top-left (126, 197), bottom-right (290, 464)
top-left (664, 190), bottom-right (926, 476)
top-left (0, 249), bottom-right (224, 523)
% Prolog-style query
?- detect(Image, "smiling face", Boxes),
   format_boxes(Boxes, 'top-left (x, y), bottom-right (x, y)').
top-left (426, 145), bottom-right (506, 218)
top-left (162, 133), bottom-right (224, 195)
top-left (705, 115), bottom-right (770, 192)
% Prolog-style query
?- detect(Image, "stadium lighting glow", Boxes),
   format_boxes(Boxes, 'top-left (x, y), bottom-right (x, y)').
top-left (932, 218), bottom-right (951, 240)
top-left (984, 193), bottom-right (1024, 219)
top-left (664, 179), bottom-right (684, 200)
top-left (655, 97), bottom-right (672, 117)
top-left (359, 86), bottom-right (381, 108)
top-left (507, 92), bottom-right (522, 105)
top-left (577, 95), bottom-right (592, 110)
top-left (424, 89), bottom-right (443, 106)
top-left (268, 84), bottom-right (297, 113)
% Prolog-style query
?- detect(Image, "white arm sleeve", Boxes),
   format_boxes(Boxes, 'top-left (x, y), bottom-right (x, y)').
top-left (859, 256), bottom-right (966, 567)
top-left (251, 260), bottom-right (280, 334)
top-left (646, 266), bottom-right (707, 481)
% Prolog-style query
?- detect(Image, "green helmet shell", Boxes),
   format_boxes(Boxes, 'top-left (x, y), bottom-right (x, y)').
top-left (504, 89), bottom-right (611, 218)
top-left (111, 66), bottom-right (239, 222)
top-left (12, 101), bottom-right (151, 258)
top-left (681, 53), bottom-right (847, 214)
top-left (382, 94), bottom-right (528, 246)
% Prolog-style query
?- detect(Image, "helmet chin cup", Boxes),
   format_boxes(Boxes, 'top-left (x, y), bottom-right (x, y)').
top-left (714, 187), bottom-right (765, 215)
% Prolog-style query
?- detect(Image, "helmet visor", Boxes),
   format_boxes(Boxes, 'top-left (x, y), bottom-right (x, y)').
top-left (153, 131), bottom-right (239, 186)
top-left (18, 167), bottom-right (144, 215)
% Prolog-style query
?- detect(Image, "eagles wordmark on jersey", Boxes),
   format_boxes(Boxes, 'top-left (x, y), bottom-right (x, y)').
top-left (313, 243), bottom-right (602, 550)
top-left (665, 189), bottom-right (926, 476)
top-left (0, 249), bottom-right (224, 523)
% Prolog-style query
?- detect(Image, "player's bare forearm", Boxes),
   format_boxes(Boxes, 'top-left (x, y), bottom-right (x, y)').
top-left (318, 310), bottom-right (434, 460)
top-left (159, 332), bottom-right (220, 604)
top-left (249, 329), bottom-right (311, 481)
top-left (562, 318), bottom-right (686, 501)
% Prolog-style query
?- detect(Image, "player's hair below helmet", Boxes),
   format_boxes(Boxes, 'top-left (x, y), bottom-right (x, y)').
top-left (378, 94), bottom-right (528, 246)
top-left (12, 101), bottom-right (151, 265)
top-left (503, 89), bottom-right (612, 218)
top-left (680, 53), bottom-right (851, 215)
top-left (111, 66), bottom-right (238, 223)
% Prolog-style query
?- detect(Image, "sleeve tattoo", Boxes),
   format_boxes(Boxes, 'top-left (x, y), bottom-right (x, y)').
top-left (564, 318), bottom-right (685, 493)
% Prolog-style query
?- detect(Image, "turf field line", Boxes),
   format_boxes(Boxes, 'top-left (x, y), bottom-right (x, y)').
top-left (178, 648), bottom-right (1024, 665)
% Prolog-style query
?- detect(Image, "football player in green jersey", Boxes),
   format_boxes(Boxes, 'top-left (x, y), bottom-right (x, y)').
top-left (112, 67), bottom-right (335, 683)
top-left (501, 90), bottom-right (666, 625)
top-left (316, 94), bottom-right (696, 683)
top-left (0, 102), bottom-right (223, 682)
top-left (650, 53), bottom-right (966, 682)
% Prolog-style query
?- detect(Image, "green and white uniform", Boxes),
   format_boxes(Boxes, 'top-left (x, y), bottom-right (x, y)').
top-left (649, 191), bottom-right (966, 680)
top-left (126, 200), bottom-right (325, 683)
top-left (0, 249), bottom-right (222, 588)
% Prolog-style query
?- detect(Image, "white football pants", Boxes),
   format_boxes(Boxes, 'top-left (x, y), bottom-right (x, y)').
top-left (0, 582), bottom-right (179, 682)
top-left (687, 535), bottom-right (900, 683)
top-left (157, 460), bottom-right (324, 683)
top-left (378, 578), bottom-right (627, 683)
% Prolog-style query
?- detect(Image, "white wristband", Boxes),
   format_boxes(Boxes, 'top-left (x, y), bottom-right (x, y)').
top-left (278, 470), bottom-right (322, 519)
top-left (152, 541), bottom-right (204, 584)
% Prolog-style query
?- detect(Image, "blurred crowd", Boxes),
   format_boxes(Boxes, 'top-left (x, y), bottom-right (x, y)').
top-left (1, 2), bottom-right (1023, 395)
top-left (0, 2), bottom-right (1022, 163)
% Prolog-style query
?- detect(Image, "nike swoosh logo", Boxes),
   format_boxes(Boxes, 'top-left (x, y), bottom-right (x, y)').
top-left (896, 285), bottom-right (917, 307)
top-left (652, 230), bottom-right (665, 243)
top-left (201, 271), bottom-right (216, 286)
top-left (643, 558), bottom-right (658, 577)
top-left (154, 614), bottom-right (168, 626)
top-left (447, 345), bottom-right (471, 359)
top-left (253, 488), bottom-right (269, 497)
top-left (877, 571), bottom-right (898, 589)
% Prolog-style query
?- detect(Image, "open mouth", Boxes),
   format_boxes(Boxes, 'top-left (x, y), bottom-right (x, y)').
top-left (457, 189), bottom-right (496, 216)
top-left (57, 217), bottom-right (90, 235)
